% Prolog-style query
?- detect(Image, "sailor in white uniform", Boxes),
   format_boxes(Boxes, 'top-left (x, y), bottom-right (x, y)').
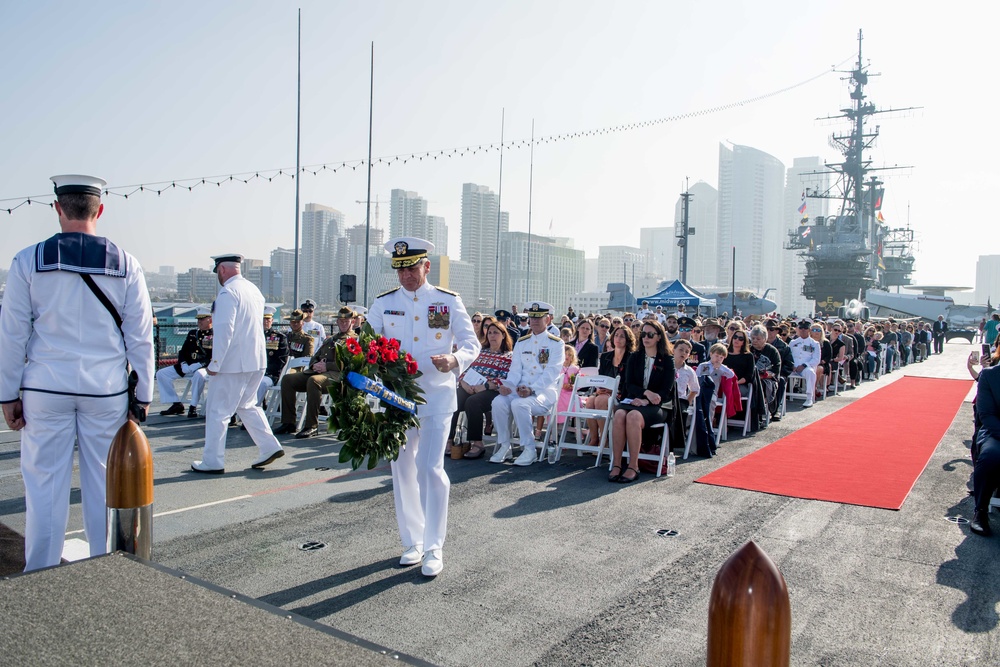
top-left (788, 319), bottom-right (822, 407)
top-left (190, 254), bottom-right (284, 474)
top-left (0, 174), bottom-right (154, 571)
top-left (490, 302), bottom-right (565, 466)
top-left (367, 237), bottom-right (480, 577)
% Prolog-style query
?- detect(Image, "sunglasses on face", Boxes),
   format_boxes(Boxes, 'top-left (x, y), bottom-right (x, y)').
top-left (732, 335), bottom-right (746, 341)
top-left (679, 327), bottom-right (692, 332)
top-left (630, 323), bottom-right (642, 328)
top-left (598, 324), bottom-right (609, 329)
top-left (641, 331), bottom-right (658, 339)
top-left (624, 318), bottom-right (634, 323)
top-left (811, 328), bottom-right (823, 333)
top-left (472, 318), bottom-right (482, 323)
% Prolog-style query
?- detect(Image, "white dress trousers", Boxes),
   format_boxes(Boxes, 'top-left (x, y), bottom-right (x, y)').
top-left (20, 391), bottom-right (127, 571)
top-left (156, 363), bottom-right (207, 405)
top-left (791, 367), bottom-right (817, 397)
top-left (202, 370), bottom-right (282, 469)
top-left (491, 393), bottom-right (554, 451)
top-left (392, 413), bottom-right (451, 552)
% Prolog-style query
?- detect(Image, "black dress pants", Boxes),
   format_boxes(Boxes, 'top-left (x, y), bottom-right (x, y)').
top-left (974, 432), bottom-right (1000, 512)
top-left (449, 387), bottom-right (499, 441)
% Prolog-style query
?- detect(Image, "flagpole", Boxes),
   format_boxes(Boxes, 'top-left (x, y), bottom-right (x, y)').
top-left (363, 42), bottom-right (374, 306)
top-left (493, 109), bottom-right (505, 310)
top-left (292, 8), bottom-right (302, 308)
top-left (525, 118), bottom-right (534, 303)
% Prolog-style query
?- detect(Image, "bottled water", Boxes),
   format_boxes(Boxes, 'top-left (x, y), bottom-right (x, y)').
top-left (666, 452), bottom-right (676, 478)
top-left (547, 442), bottom-right (558, 464)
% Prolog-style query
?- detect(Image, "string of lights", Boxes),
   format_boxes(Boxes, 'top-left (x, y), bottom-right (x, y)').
top-left (3, 58), bottom-right (850, 215)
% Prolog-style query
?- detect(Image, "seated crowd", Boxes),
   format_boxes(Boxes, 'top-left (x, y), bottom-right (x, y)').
top-left (208, 298), bottom-right (926, 485)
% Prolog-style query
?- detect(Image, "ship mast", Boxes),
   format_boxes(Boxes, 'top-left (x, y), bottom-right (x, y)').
top-left (785, 29), bottom-right (919, 312)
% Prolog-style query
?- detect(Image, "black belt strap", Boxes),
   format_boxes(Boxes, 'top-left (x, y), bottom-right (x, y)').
top-left (80, 273), bottom-right (123, 332)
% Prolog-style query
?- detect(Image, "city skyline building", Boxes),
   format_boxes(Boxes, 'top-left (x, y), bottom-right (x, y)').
top-left (782, 156), bottom-right (831, 315)
top-left (176, 267), bottom-right (219, 302)
top-left (300, 203), bottom-right (345, 306)
top-left (499, 231), bottom-right (584, 314)
top-left (461, 182), bottom-right (509, 306)
top-left (596, 245), bottom-right (645, 295)
top-left (269, 247), bottom-right (298, 305)
top-left (975, 255), bottom-right (1000, 307)
top-left (717, 143), bottom-right (786, 293)
top-left (670, 181), bottom-right (719, 289)
top-left (640, 227), bottom-right (674, 283)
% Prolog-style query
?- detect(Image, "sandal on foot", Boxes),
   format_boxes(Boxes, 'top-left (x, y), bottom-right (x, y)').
top-left (608, 465), bottom-right (623, 482)
top-left (463, 443), bottom-right (486, 459)
top-left (619, 467), bottom-right (640, 484)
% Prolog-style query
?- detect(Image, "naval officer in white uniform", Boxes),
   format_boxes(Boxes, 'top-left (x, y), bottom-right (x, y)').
top-left (0, 174), bottom-right (154, 571)
top-left (366, 237), bottom-right (480, 577)
top-left (191, 254), bottom-right (284, 474)
top-left (789, 319), bottom-right (821, 407)
top-left (490, 302), bottom-right (565, 466)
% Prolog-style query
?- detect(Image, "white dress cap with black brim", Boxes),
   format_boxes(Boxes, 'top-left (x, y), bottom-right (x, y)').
top-left (523, 301), bottom-right (554, 318)
top-left (385, 237), bottom-right (435, 269)
top-left (51, 174), bottom-right (107, 197)
top-left (195, 307), bottom-right (212, 318)
top-left (263, 306), bottom-right (276, 317)
top-left (210, 253), bottom-right (244, 272)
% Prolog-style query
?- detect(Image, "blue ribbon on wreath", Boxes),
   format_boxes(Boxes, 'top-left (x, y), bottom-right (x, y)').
top-left (346, 371), bottom-right (417, 414)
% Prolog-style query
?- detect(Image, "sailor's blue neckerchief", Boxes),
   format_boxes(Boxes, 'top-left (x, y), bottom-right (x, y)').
top-left (35, 232), bottom-right (126, 277)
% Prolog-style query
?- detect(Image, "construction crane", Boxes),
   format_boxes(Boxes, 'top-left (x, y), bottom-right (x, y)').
top-left (355, 196), bottom-right (383, 229)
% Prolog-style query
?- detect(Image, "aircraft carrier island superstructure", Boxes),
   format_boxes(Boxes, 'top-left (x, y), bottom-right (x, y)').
top-left (785, 30), bottom-right (917, 315)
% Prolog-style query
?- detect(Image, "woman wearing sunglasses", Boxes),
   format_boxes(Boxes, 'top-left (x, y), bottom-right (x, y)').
top-left (724, 328), bottom-right (755, 415)
top-left (608, 320), bottom-right (674, 483)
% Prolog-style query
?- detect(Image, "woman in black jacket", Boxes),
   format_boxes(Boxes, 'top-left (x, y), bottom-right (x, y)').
top-left (609, 320), bottom-right (675, 483)
top-left (570, 318), bottom-right (601, 369)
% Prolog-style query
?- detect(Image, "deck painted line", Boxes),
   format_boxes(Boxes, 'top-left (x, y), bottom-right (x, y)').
top-left (65, 495), bottom-right (254, 536)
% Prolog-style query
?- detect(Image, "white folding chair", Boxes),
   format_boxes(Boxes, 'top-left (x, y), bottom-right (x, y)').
top-left (263, 356), bottom-right (311, 426)
top-left (550, 374), bottom-right (620, 467)
top-left (786, 373), bottom-right (810, 403)
top-left (681, 401), bottom-right (699, 460)
top-left (724, 384), bottom-right (753, 438)
top-left (618, 399), bottom-right (675, 479)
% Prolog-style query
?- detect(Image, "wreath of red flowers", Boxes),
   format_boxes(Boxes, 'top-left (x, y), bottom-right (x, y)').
top-left (327, 324), bottom-right (425, 470)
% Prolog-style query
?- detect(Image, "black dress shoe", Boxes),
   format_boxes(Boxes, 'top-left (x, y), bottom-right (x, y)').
top-left (190, 463), bottom-right (225, 474)
top-left (273, 423), bottom-right (296, 435)
top-left (971, 509), bottom-right (993, 536)
top-left (295, 426), bottom-right (319, 439)
top-left (187, 406), bottom-right (199, 419)
top-left (160, 402), bottom-right (185, 416)
top-left (229, 415), bottom-right (238, 427)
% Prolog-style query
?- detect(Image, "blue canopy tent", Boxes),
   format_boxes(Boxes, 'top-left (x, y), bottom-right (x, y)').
top-left (637, 280), bottom-right (716, 314)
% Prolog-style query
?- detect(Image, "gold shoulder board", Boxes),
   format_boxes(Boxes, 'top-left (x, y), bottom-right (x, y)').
top-left (434, 286), bottom-right (459, 296)
top-left (376, 287), bottom-right (401, 298)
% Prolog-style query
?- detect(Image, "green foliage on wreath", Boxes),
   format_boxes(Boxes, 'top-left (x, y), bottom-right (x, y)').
top-left (327, 322), bottom-right (425, 470)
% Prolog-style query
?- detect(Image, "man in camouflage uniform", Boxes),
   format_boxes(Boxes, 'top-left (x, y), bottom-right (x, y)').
top-left (274, 308), bottom-right (355, 439)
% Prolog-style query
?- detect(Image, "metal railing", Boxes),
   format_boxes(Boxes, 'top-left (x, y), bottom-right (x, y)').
top-left (153, 323), bottom-right (330, 369)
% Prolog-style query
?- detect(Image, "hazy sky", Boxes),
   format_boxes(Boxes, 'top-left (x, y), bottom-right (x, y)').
top-left (2, 1), bottom-right (994, 298)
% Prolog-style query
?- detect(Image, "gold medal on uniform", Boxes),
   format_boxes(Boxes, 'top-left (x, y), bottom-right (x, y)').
top-left (538, 348), bottom-right (549, 365)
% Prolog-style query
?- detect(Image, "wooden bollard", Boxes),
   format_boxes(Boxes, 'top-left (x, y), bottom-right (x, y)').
top-left (106, 420), bottom-right (154, 559)
top-left (707, 540), bottom-right (790, 667)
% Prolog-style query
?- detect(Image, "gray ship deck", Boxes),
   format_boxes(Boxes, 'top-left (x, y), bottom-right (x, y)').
top-left (1, 342), bottom-right (997, 665)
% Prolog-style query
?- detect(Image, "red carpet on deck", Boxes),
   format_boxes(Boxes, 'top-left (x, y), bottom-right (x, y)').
top-left (695, 377), bottom-right (972, 510)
